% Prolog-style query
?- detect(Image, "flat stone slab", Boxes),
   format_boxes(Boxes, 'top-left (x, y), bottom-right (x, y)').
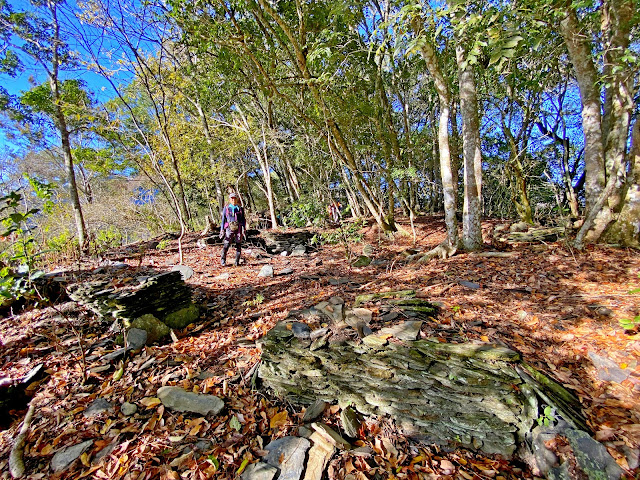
top-left (214, 272), bottom-right (231, 281)
top-left (379, 321), bottom-right (423, 341)
top-left (565, 429), bottom-right (624, 480)
top-left (304, 433), bottom-right (336, 480)
top-left (157, 386), bottom-right (224, 416)
top-left (84, 398), bottom-right (113, 417)
top-left (51, 440), bottom-right (93, 472)
top-left (264, 436), bottom-right (310, 480)
top-left (340, 407), bottom-right (360, 438)
top-left (588, 351), bottom-right (630, 383)
top-left (311, 423), bottom-right (350, 450)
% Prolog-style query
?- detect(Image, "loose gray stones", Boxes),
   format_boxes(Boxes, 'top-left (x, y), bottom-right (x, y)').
top-left (157, 386), bottom-right (224, 416)
top-left (125, 328), bottom-right (147, 351)
top-left (291, 322), bottom-right (311, 340)
top-left (241, 462), bottom-right (278, 480)
top-left (258, 265), bottom-right (274, 278)
top-left (302, 399), bottom-right (328, 422)
top-left (51, 440), bottom-right (93, 472)
top-left (340, 407), bottom-right (361, 438)
top-left (280, 267), bottom-right (294, 275)
top-left (84, 398), bottom-right (113, 417)
top-left (290, 245), bottom-right (307, 257)
top-left (588, 351), bottom-right (630, 383)
top-left (264, 436), bottom-right (310, 480)
top-left (171, 264), bottom-right (195, 280)
top-left (121, 402), bottom-right (137, 416)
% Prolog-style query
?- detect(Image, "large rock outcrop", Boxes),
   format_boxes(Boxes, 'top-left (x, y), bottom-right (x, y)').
top-left (67, 271), bottom-right (193, 322)
top-left (259, 291), bottom-right (589, 463)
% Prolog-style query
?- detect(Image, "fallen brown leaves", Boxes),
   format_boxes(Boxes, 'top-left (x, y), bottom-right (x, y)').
top-left (1, 219), bottom-right (639, 479)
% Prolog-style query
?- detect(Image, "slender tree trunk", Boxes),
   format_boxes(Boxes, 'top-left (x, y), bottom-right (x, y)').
top-left (456, 44), bottom-right (483, 250)
top-left (414, 22), bottom-right (458, 250)
top-left (48, 1), bottom-right (87, 250)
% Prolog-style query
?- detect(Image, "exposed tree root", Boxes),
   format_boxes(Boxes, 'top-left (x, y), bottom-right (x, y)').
top-left (9, 402), bottom-right (35, 479)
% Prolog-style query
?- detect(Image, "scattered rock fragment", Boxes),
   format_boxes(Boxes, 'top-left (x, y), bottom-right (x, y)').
top-left (378, 321), bottom-right (423, 341)
top-left (51, 440), bottom-right (93, 473)
top-left (130, 314), bottom-right (170, 343)
top-left (303, 399), bottom-right (328, 422)
top-left (291, 322), bottom-right (311, 340)
top-left (264, 436), bottom-right (310, 480)
top-left (340, 407), bottom-right (361, 438)
top-left (311, 423), bottom-right (350, 450)
top-left (171, 265), bottom-right (195, 280)
top-left (84, 398), bottom-right (113, 417)
top-left (120, 402), bottom-right (137, 416)
top-left (304, 432), bottom-right (336, 480)
top-left (588, 352), bottom-right (630, 383)
top-left (157, 386), bottom-right (224, 416)
top-left (125, 328), bottom-right (147, 351)
top-left (258, 265), bottom-right (274, 278)
top-left (241, 461), bottom-right (278, 480)
top-left (459, 280), bottom-right (481, 290)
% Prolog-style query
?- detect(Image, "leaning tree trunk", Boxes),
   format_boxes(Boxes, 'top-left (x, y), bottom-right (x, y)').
top-left (456, 43), bottom-right (483, 251)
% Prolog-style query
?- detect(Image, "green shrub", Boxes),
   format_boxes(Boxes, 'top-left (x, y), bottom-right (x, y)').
top-left (91, 226), bottom-right (123, 253)
top-left (284, 198), bottom-right (325, 227)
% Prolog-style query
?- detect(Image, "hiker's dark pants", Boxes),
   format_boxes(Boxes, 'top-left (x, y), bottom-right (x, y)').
top-left (221, 229), bottom-right (242, 264)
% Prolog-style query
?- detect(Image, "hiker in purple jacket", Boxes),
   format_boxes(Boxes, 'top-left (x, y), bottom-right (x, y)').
top-left (219, 192), bottom-right (246, 266)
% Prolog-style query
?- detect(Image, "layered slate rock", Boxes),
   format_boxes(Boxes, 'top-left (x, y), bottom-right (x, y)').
top-left (259, 321), bottom-right (585, 458)
top-left (67, 271), bottom-right (200, 340)
top-left (67, 271), bottom-right (193, 322)
top-left (260, 231), bottom-right (315, 255)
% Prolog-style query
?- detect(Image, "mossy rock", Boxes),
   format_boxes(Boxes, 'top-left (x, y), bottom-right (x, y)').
top-left (130, 314), bottom-right (170, 343)
top-left (163, 303), bottom-right (200, 329)
top-left (352, 255), bottom-right (372, 267)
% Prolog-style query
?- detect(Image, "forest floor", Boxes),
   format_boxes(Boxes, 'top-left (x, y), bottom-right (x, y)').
top-left (1, 215), bottom-right (639, 480)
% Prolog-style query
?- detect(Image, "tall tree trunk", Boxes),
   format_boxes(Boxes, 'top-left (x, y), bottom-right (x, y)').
top-left (559, 9), bottom-right (605, 210)
top-left (49, 1), bottom-right (87, 250)
top-left (413, 21), bottom-right (459, 251)
top-left (560, 0), bottom-right (636, 247)
top-left (602, 119), bottom-right (640, 246)
top-left (456, 44), bottom-right (483, 250)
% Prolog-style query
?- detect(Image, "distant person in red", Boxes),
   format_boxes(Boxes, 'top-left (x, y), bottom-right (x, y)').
top-left (328, 200), bottom-right (342, 224)
top-left (219, 192), bottom-right (246, 266)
